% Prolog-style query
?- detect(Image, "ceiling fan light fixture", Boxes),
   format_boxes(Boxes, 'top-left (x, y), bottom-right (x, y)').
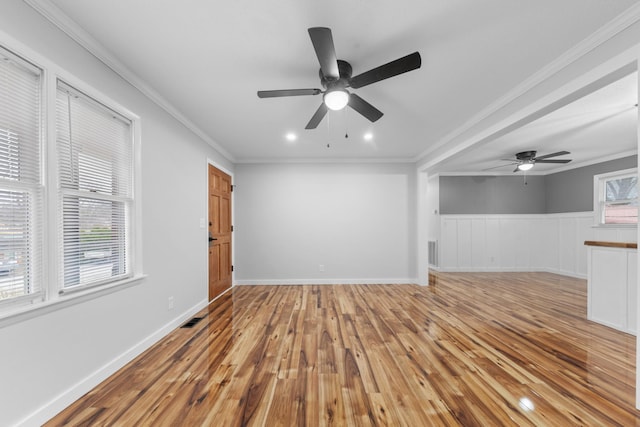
top-left (324, 89), bottom-right (349, 110)
top-left (518, 162), bottom-right (534, 171)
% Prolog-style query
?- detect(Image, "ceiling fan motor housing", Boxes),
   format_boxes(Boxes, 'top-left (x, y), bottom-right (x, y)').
top-left (320, 60), bottom-right (353, 89)
top-left (516, 150), bottom-right (537, 161)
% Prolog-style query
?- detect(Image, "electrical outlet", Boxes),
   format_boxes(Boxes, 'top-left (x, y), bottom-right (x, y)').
top-left (199, 218), bottom-right (206, 228)
top-left (168, 296), bottom-right (174, 310)
top-left (319, 264), bottom-right (325, 272)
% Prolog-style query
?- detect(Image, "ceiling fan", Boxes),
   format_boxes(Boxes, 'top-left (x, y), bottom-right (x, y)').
top-left (257, 27), bottom-right (421, 129)
top-left (493, 150), bottom-right (573, 172)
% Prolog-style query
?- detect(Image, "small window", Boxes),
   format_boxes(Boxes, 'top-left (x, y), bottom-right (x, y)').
top-left (56, 81), bottom-right (133, 292)
top-left (0, 47), bottom-right (43, 306)
top-left (594, 169), bottom-right (638, 225)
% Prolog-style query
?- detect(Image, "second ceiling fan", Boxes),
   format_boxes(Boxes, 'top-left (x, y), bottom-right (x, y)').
top-left (499, 150), bottom-right (573, 172)
top-left (257, 27), bottom-right (422, 129)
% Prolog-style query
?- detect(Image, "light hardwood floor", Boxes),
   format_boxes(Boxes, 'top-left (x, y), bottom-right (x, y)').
top-left (47, 272), bottom-right (640, 426)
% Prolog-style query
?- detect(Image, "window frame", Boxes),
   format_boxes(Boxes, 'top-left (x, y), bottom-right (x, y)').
top-left (0, 45), bottom-right (45, 311)
top-left (593, 167), bottom-right (638, 227)
top-left (55, 80), bottom-right (135, 294)
top-left (0, 32), bottom-right (144, 323)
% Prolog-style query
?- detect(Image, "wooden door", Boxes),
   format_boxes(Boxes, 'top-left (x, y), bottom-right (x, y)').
top-left (208, 164), bottom-right (232, 301)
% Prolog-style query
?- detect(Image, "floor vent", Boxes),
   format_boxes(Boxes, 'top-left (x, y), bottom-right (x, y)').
top-left (181, 317), bottom-right (204, 328)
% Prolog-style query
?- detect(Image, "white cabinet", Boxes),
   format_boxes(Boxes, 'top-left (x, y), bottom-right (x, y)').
top-left (586, 243), bottom-right (637, 335)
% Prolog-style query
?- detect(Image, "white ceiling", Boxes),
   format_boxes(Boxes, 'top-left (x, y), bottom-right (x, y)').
top-left (34, 0), bottom-right (639, 169)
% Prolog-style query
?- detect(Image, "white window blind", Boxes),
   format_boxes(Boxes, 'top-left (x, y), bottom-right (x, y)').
top-left (0, 47), bottom-right (43, 305)
top-left (56, 81), bottom-right (133, 291)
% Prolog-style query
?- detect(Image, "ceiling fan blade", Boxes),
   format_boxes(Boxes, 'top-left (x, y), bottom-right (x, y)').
top-left (535, 159), bottom-right (572, 164)
top-left (305, 103), bottom-right (329, 129)
top-left (513, 166), bottom-right (520, 173)
top-left (258, 89), bottom-right (322, 98)
top-left (534, 150), bottom-right (570, 161)
top-left (483, 162), bottom-right (518, 171)
top-left (348, 93), bottom-right (383, 122)
top-left (349, 52), bottom-right (422, 89)
top-left (308, 27), bottom-right (339, 80)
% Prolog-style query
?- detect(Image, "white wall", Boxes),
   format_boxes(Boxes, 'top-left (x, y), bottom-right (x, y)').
top-left (427, 175), bottom-right (440, 242)
top-left (438, 212), bottom-right (637, 278)
top-left (415, 171), bottom-right (430, 285)
top-left (0, 2), bottom-right (232, 426)
top-left (234, 163), bottom-right (416, 284)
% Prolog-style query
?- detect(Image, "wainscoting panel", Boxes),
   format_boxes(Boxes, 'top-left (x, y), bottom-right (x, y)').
top-left (457, 219), bottom-right (472, 269)
top-left (437, 212), bottom-right (633, 278)
top-left (441, 218), bottom-right (458, 269)
top-left (559, 217), bottom-right (577, 276)
top-left (576, 216), bottom-right (593, 277)
top-left (530, 218), bottom-right (548, 269)
top-left (499, 219), bottom-right (520, 269)
top-left (471, 218), bottom-right (486, 269)
top-left (544, 218), bottom-right (560, 272)
top-left (486, 219), bottom-right (501, 269)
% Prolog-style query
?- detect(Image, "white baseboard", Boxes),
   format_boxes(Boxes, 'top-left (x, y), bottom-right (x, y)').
top-left (18, 299), bottom-right (208, 427)
top-left (543, 268), bottom-right (587, 280)
top-left (234, 278), bottom-right (418, 286)
top-left (430, 267), bottom-right (587, 280)
top-left (589, 315), bottom-right (637, 336)
top-left (436, 267), bottom-right (543, 273)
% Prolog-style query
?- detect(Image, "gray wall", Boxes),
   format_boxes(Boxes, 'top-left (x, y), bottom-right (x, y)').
top-left (545, 155), bottom-right (637, 213)
top-left (440, 175), bottom-right (546, 214)
top-left (440, 155), bottom-right (637, 214)
top-left (234, 163), bottom-right (416, 283)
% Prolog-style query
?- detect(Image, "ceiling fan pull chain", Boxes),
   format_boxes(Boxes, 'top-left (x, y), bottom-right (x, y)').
top-left (326, 110), bottom-right (331, 148)
top-left (345, 107), bottom-right (349, 139)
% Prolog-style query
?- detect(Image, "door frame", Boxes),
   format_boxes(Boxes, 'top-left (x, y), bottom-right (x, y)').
top-left (207, 158), bottom-right (234, 295)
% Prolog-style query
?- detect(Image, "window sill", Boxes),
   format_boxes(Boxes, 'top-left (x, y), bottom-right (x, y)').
top-left (591, 224), bottom-right (637, 229)
top-left (0, 274), bottom-right (147, 329)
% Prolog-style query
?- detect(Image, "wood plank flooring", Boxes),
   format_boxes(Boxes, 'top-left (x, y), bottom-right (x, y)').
top-left (46, 272), bottom-right (640, 426)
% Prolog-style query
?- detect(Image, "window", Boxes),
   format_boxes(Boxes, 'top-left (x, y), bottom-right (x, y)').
top-left (0, 40), bottom-right (140, 316)
top-left (594, 168), bottom-right (638, 225)
top-left (0, 47), bottom-right (43, 306)
top-left (56, 81), bottom-right (133, 291)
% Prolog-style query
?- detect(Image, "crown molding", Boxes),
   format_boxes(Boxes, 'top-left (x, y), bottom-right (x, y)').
top-left (24, 0), bottom-right (236, 163)
top-left (414, 2), bottom-right (640, 164)
top-left (235, 156), bottom-right (416, 165)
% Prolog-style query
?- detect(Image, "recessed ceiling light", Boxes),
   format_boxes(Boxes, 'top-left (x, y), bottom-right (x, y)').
top-left (285, 132), bottom-right (297, 142)
top-left (363, 132), bottom-right (373, 141)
